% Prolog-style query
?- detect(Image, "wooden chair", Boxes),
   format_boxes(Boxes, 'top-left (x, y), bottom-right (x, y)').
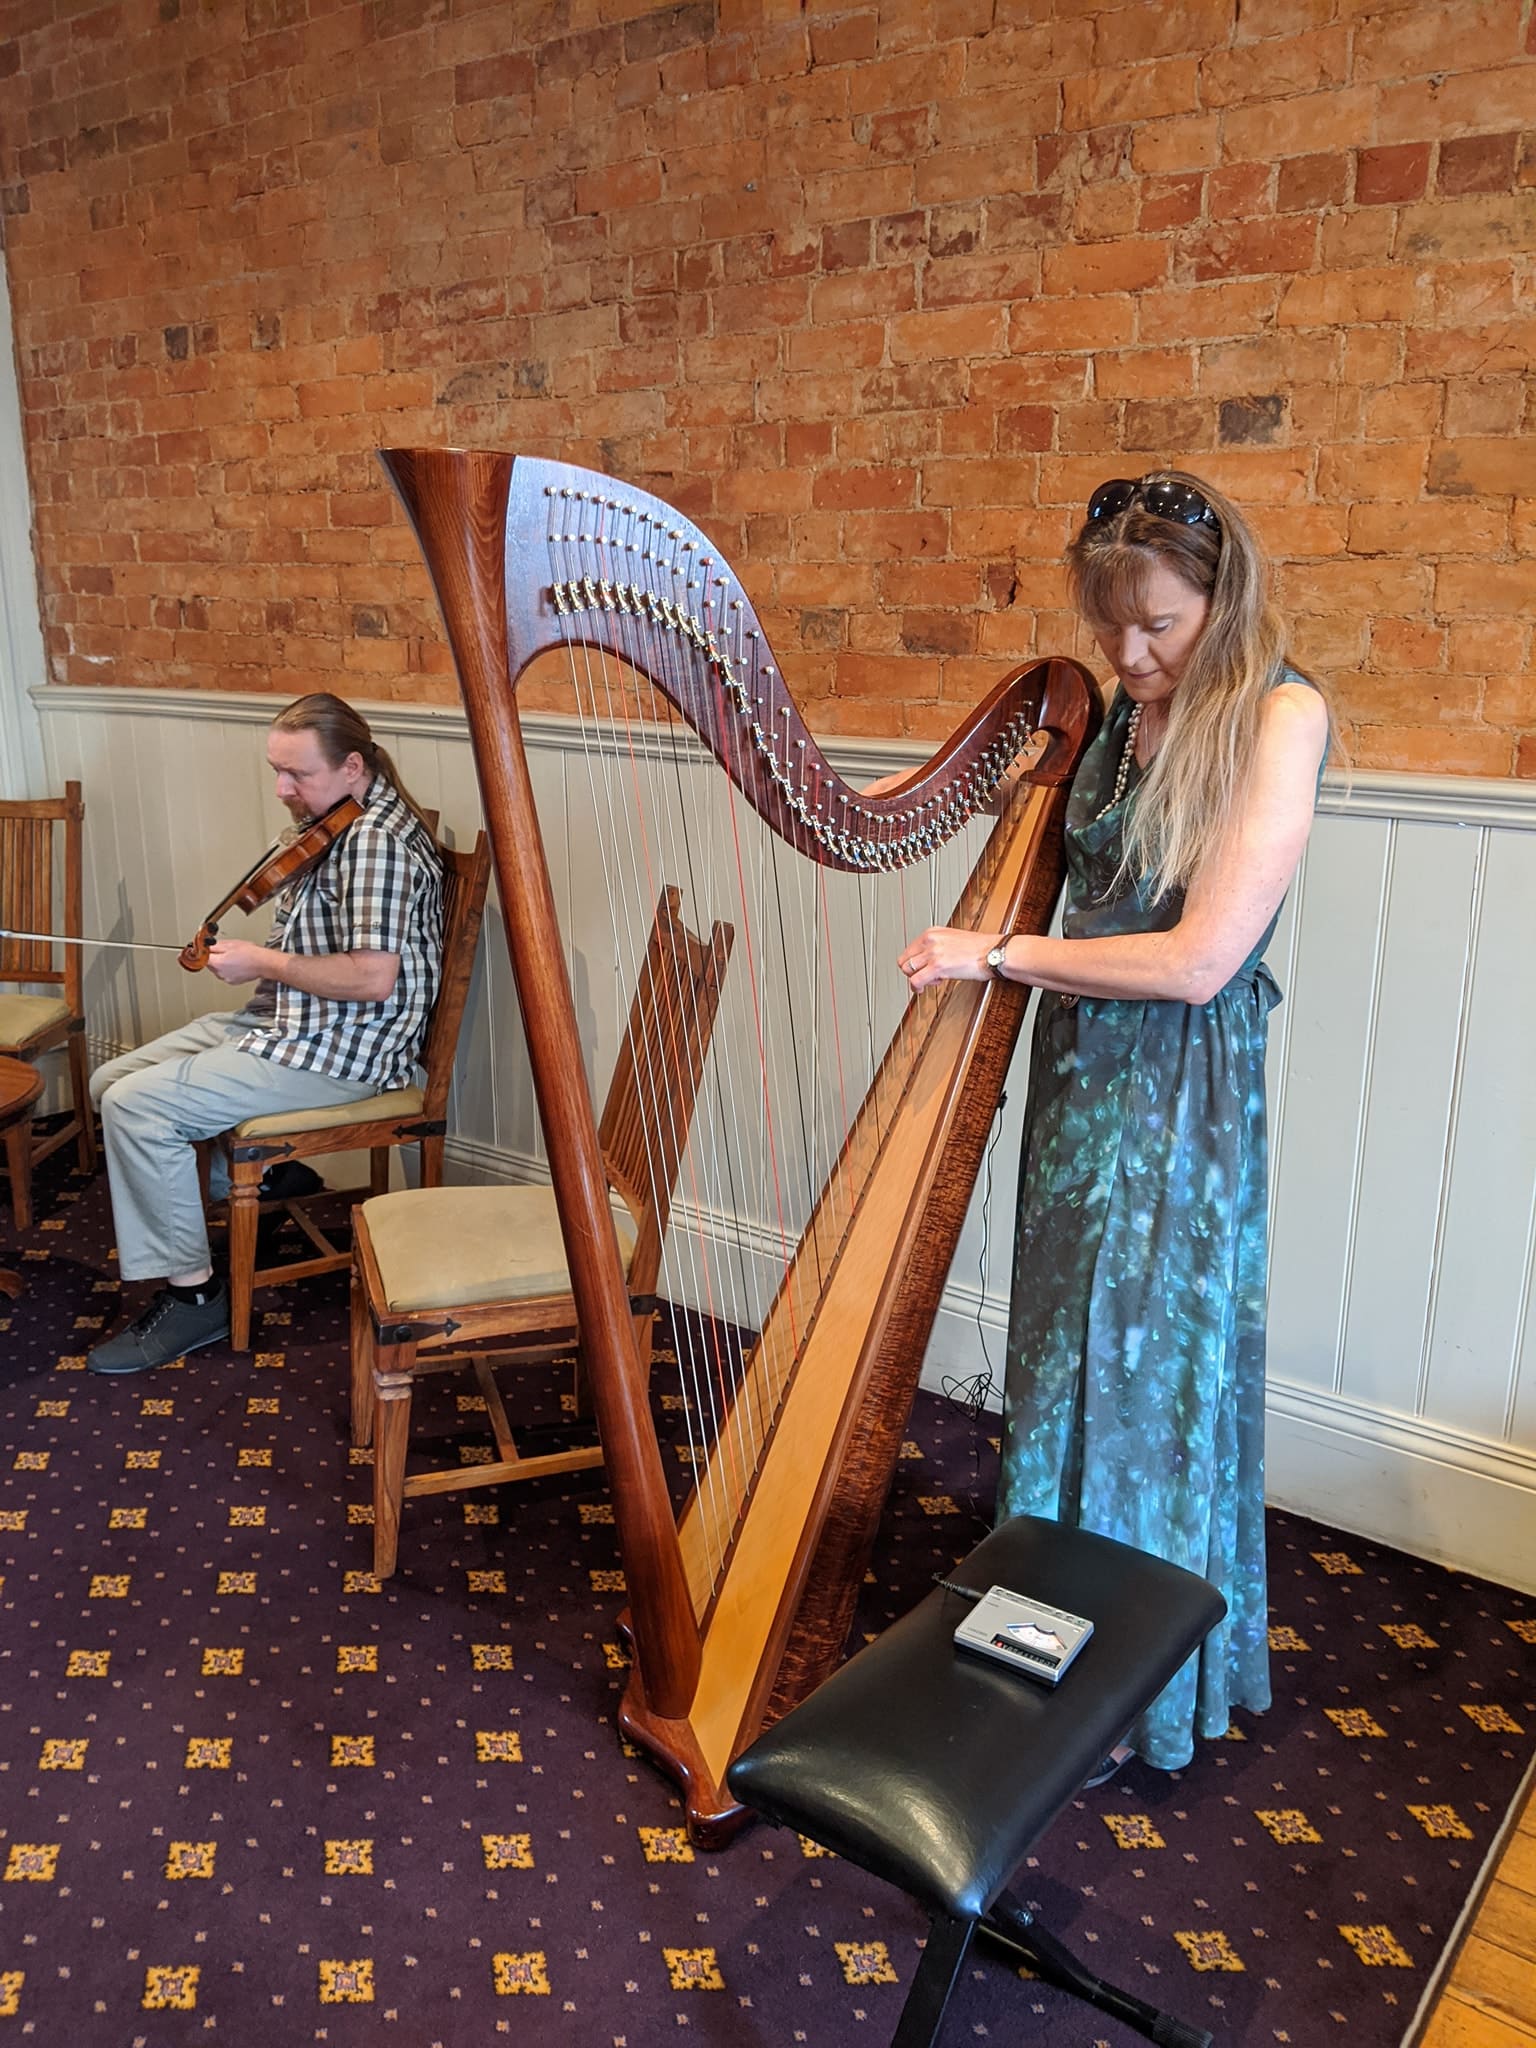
top-left (0, 783), bottom-right (96, 1224)
top-left (213, 831), bottom-right (491, 1350)
top-left (349, 885), bottom-right (734, 1579)
top-left (0, 1059), bottom-right (44, 1282)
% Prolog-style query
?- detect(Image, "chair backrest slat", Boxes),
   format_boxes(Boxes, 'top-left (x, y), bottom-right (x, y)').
top-left (0, 784), bottom-right (82, 995)
top-left (418, 832), bottom-right (492, 1117)
top-left (597, 887), bottom-right (734, 1298)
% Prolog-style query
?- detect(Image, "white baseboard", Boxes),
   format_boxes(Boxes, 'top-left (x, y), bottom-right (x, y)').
top-left (1266, 1380), bottom-right (1536, 1595)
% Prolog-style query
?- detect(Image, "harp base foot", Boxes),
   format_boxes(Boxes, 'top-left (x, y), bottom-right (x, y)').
top-left (616, 1669), bottom-right (755, 1849)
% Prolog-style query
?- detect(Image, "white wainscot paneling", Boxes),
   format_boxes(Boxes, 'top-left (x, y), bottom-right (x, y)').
top-left (1263, 787), bottom-right (1536, 1593)
top-left (1426, 826), bottom-right (1536, 1441)
top-left (30, 686), bottom-right (1536, 1592)
top-left (1337, 819), bottom-right (1482, 1414)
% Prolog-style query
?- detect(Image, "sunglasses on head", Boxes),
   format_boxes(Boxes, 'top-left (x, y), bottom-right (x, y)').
top-left (1086, 476), bottom-right (1221, 534)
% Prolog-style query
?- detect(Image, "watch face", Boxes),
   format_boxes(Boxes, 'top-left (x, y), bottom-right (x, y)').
top-left (987, 945), bottom-right (1006, 970)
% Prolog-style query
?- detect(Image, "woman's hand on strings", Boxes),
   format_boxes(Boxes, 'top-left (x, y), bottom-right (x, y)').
top-left (898, 927), bottom-right (995, 993)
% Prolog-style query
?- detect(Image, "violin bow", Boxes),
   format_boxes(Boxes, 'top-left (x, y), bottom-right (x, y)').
top-left (0, 930), bottom-right (187, 955)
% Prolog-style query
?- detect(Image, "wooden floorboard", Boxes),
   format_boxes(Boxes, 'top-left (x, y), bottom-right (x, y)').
top-left (1418, 1775), bottom-right (1536, 2047)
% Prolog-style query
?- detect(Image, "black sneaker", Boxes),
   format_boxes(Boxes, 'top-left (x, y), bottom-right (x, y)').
top-left (87, 1285), bottom-right (231, 1376)
top-left (259, 1162), bottom-right (324, 1202)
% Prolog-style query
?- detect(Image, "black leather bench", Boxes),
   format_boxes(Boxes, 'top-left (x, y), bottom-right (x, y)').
top-left (728, 1514), bottom-right (1227, 2048)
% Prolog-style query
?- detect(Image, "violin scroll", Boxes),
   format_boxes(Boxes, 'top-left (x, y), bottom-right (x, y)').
top-left (178, 924), bottom-right (216, 974)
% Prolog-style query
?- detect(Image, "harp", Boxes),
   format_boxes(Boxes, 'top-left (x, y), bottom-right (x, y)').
top-left (380, 448), bottom-right (1099, 1842)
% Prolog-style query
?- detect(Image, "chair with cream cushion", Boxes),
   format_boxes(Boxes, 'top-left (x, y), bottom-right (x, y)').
top-left (213, 830), bottom-right (491, 1349)
top-left (0, 783), bottom-right (95, 1224)
top-left (349, 886), bottom-right (733, 1579)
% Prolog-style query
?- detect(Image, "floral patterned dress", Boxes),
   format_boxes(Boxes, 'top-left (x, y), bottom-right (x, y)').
top-left (997, 686), bottom-right (1298, 1769)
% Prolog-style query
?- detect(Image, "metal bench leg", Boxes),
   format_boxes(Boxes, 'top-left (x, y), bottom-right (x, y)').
top-left (981, 1888), bottom-right (1213, 2048)
top-left (890, 1910), bottom-right (975, 2048)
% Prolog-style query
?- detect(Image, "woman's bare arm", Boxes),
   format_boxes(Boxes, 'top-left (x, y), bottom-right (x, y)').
top-left (898, 682), bottom-right (1328, 1005)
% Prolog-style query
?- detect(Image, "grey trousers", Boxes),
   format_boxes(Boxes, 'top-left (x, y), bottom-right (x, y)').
top-left (91, 1010), bottom-right (378, 1282)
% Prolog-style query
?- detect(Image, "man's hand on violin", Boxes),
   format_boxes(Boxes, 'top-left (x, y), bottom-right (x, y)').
top-left (206, 940), bottom-right (270, 986)
top-left (898, 927), bottom-right (997, 994)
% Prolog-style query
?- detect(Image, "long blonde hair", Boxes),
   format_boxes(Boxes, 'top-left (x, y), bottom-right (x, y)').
top-left (1068, 469), bottom-right (1324, 902)
top-left (270, 692), bottom-right (436, 834)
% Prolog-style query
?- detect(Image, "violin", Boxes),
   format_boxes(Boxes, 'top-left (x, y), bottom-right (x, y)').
top-left (2, 795), bottom-right (365, 969)
top-left (177, 795), bottom-right (364, 971)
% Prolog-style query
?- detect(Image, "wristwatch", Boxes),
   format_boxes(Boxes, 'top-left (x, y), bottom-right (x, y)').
top-left (985, 938), bottom-right (1011, 982)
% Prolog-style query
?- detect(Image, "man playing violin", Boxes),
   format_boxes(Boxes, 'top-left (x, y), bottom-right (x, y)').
top-left (86, 693), bottom-right (444, 1376)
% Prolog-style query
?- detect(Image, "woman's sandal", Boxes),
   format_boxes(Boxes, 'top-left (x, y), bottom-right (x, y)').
top-left (1082, 1743), bottom-right (1135, 1789)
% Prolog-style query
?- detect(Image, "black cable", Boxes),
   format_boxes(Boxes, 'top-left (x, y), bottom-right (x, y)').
top-left (938, 1087), bottom-right (1007, 1419)
top-left (934, 1087), bottom-right (1014, 1531)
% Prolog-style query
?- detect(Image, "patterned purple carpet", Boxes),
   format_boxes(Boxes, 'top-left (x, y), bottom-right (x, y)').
top-left (1, 1142), bottom-right (1532, 2046)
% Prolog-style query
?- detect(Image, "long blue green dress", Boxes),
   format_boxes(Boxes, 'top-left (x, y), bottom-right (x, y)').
top-left (997, 687), bottom-right (1292, 1770)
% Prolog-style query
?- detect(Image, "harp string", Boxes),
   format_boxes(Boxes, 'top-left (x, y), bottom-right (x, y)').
top-left (553, 500), bottom-right (770, 1579)
top-left (541, 487), bottom-right (1000, 1605)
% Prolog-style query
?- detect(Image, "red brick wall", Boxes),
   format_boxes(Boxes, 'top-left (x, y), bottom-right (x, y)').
top-left (0, 0), bottom-right (1531, 774)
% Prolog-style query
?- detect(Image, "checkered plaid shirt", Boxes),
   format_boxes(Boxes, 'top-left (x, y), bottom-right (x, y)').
top-left (237, 777), bottom-right (444, 1089)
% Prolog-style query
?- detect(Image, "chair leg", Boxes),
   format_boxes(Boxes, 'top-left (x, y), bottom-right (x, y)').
top-left (631, 1308), bottom-right (656, 1392)
top-left (67, 1031), bottom-right (96, 1173)
top-left (420, 1134), bottom-right (444, 1189)
top-left (372, 1362), bottom-right (415, 1580)
top-left (890, 1911), bottom-right (975, 2048)
top-left (369, 1145), bottom-right (391, 1197)
top-left (980, 1890), bottom-right (1213, 2048)
top-left (349, 1264), bottom-right (377, 1450)
top-left (226, 1173), bottom-right (259, 1351)
top-left (4, 1115), bottom-right (33, 1232)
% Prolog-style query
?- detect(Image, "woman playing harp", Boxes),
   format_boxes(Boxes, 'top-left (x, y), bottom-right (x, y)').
top-left (382, 448), bottom-right (1099, 1839)
top-left (900, 472), bottom-right (1331, 1779)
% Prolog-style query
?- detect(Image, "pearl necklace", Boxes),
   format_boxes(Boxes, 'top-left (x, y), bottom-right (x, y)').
top-left (1094, 701), bottom-right (1144, 820)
